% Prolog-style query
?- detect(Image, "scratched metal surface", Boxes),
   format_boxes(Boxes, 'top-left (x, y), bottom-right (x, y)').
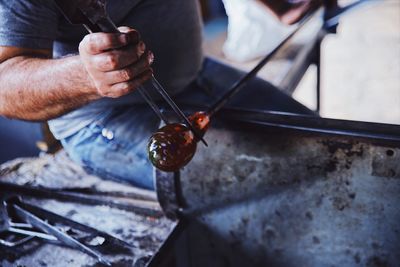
top-left (172, 123), bottom-right (400, 267)
top-left (0, 152), bottom-right (175, 267)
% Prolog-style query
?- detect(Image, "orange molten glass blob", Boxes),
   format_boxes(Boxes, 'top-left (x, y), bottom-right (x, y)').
top-left (148, 123), bottom-right (197, 172)
top-left (188, 111), bottom-right (210, 134)
top-left (147, 112), bottom-right (211, 172)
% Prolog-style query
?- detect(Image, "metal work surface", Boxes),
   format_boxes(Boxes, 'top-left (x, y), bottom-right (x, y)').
top-left (154, 116), bottom-right (400, 267)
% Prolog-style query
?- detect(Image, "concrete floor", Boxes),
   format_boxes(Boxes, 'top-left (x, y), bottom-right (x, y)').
top-left (204, 0), bottom-right (400, 125)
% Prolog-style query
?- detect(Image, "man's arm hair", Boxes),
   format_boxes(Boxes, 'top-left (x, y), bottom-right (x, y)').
top-left (0, 46), bottom-right (99, 121)
top-left (0, 29), bottom-right (152, 122)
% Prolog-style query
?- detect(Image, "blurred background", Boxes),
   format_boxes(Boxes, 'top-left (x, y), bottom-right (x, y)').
top-left (201, 0), bottom-right (400, 123)
top-left (0, 0), bottom-right (399, 164)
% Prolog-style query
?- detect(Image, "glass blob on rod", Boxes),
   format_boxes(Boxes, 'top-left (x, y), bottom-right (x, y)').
top-left (147, 11), bottom-right (316, 172)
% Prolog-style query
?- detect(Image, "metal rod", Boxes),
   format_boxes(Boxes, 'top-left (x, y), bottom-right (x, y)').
top-left (8, 222), bottom-right (32, 228)
top-left (217, 108), bottom-right (400, 144)
top-left (0, 182), bottom-right (164, 218)
top-left (14, 199), bottom-right (134, 250)
top-left (72, 5), bottom-right (206, 145)
top-left (324, 0), bottom-right (372, 28)
top-left (8, 227), bottom-right (58, 241)
top-left (207, 12), bottom-right (316, 117)
top-left (12, 203), bottom-right (112, 266)
top-left (151, 78), bottom-right (208, 146)
top-left (137, 85), bottom-right (169, 124)
top-left (0, 235), bottom-right (34, 247)
top-left (58, 187), bottom-right (158, 202)
top-left (316, 37), bottom-right (322, 113)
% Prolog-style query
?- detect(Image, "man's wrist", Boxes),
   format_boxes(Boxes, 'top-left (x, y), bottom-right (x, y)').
top-left (69, 55), bottom-right (102, 100)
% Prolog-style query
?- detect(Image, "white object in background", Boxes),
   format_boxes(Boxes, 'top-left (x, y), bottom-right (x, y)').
top-left (222, 0), bottom-right (293, 62)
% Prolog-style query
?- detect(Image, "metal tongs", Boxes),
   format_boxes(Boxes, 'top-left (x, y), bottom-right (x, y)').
top-left (54, 0), bottom-right (207, 146)
top-left (0, 197), bottom-right (134, 266)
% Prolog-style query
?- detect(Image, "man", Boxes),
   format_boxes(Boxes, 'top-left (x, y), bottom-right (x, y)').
top-left (0, 0), bottom-right (323, 190)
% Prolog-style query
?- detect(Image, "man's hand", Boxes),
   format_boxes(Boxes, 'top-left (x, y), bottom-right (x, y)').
top-left (259, 0), bottom-right (323, 25)
top-left (0, 27), bottom-right (155, 121)
top-left (79, 27), bottom-right (154, 98)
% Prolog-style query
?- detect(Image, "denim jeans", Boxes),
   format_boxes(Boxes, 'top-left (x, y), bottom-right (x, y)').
top-left (62, 58), bottom-right (314, 190)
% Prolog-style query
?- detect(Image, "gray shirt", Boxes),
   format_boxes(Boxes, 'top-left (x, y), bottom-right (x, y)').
top-left (0, 0), bottom-right (203, 139)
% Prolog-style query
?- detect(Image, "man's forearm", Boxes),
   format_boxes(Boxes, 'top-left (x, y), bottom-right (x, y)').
top-left (0, 55), bottom-right (99, 121)
top-left (0, 29), bottom-right (153, 122)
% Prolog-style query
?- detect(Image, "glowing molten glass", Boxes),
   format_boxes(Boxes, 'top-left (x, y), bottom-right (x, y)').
top-left (147, 112), bottom-right (211, 172)
top-left (188, 111), bottom-right (210, 134)
top-left (148, 123), bottom-right (197, 172)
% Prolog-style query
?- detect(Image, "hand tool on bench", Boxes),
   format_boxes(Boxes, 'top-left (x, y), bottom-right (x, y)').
top-left (0, 201), bottom-right (56, 247)
top-left (54, 0), bottom-right (207, 146)
top-left (0, 181), bottom-right (164, 218)
top-left (1, 196), bottom-right (137, 266)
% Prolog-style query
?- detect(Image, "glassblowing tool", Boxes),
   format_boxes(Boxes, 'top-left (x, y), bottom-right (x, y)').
top-left (147, 0), bottom-right (373, 172)
top-left (54, 0), bottom-right (207, 146)
top-left (1, 196), bottom-right (137, 266)
top-left (147, 9), bottom-right (317, 172)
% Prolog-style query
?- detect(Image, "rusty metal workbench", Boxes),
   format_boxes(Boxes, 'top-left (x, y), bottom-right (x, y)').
top-left (152, 111), bottom-right (400, 267)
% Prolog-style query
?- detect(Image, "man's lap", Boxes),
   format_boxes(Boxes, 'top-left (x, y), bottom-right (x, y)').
top-left (62, 58), bottom-right (314, 190)
top-left (62, 105), bottom-right (160, 190)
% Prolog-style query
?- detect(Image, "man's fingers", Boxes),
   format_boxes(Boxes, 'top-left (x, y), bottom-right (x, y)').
top-left (80, 33), bottom-right (126, 54)
top-left (121, 29), bottom-right (141, 44)
top-left (105, 69), bottom-right (153, 98)
top-left (80, 30), bottom-right (140, 54)
top-left (78, 26), bottom-right (151, 99)
top-left (107, 51), bottom-right (154, 84)
top-left (92, 42), bottom-right (147, 71)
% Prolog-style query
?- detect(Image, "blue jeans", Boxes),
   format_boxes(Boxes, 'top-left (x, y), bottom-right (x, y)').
top-left (62, 58), bottom-right (314, 190)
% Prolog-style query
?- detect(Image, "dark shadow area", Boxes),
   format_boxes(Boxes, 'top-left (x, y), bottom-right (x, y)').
top-left (0, 117), bottom-right (42, 164)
